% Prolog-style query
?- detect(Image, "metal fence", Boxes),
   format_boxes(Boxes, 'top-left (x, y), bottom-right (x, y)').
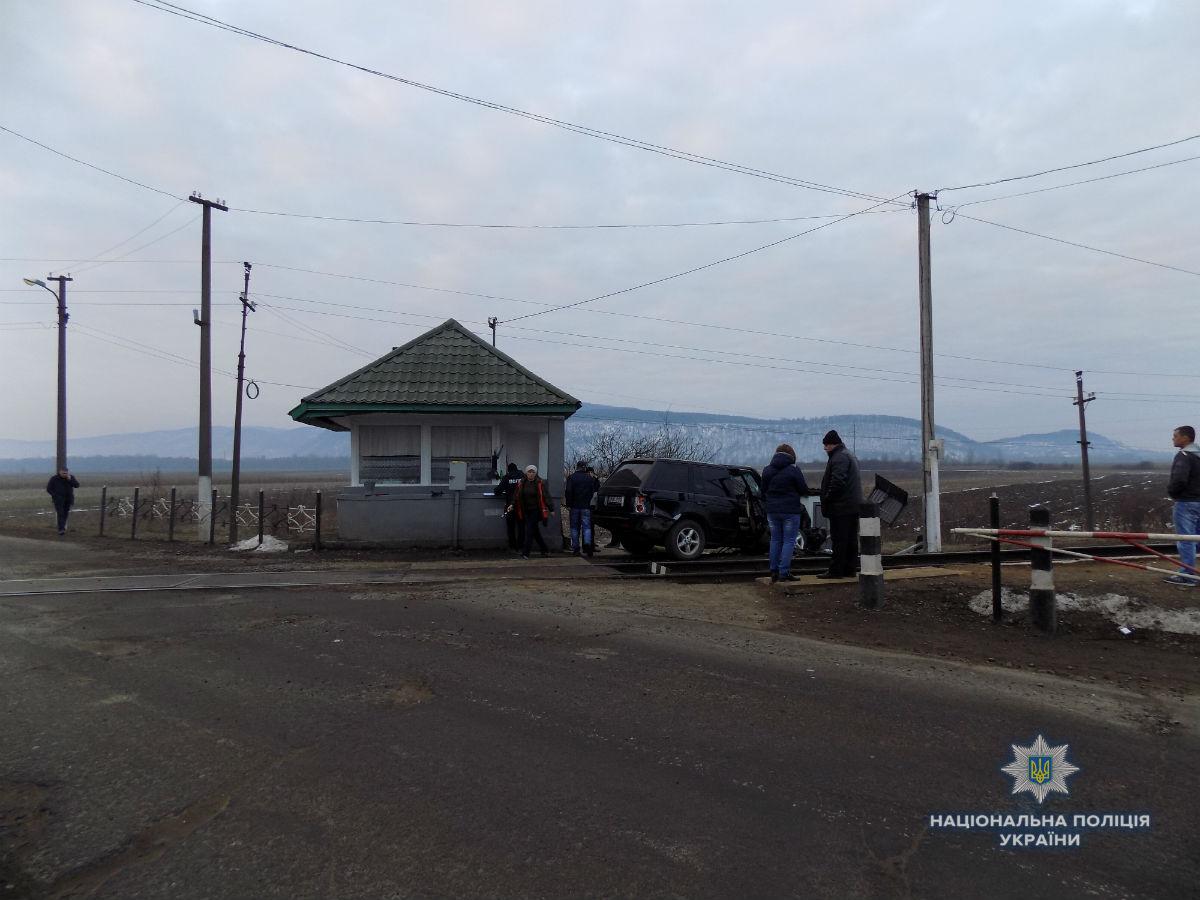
top-left (95, 486), bottom-right (326, 548)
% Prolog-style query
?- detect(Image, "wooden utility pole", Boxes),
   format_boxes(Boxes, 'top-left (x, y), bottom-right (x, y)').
top-left (47, 275), bottom-right (72, 471)
top-left (229, 262), bottom-right (255, 544)
top-left (488, 317), bottom-right (498, 347)
top-left (189, 192), bottom-right (227, 540)
top-left (1074, 370), bottom-right (1096, 531)
top-left (916, 192), bottom-right (942, 552)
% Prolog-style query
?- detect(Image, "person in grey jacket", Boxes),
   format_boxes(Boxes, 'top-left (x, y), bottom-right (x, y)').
top-left (818, 431), bottom-right (862, 578)
top-left (1165, 425), bottom-right (1200, 585)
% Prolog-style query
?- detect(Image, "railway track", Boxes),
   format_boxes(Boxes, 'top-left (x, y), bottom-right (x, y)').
top-left (596, 542), bottom-right (1179, 582)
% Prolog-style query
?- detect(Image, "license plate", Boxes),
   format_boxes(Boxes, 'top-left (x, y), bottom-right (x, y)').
top-left (605, 495), bottom-right (625, 507)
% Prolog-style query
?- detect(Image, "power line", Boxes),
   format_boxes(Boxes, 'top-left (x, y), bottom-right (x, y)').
top-left (71, 215), bottom-right (200, 275)
top-left (129, 0), bottom-right (897, 204)
top-left (951, 211), bottom-right (1200, 278)
top-left (231, 208), bottom-right (911, 229)
top-left (65, 200), bottom-right (189, 272)
top-left (0, 124), bottom-right (182, 200)
top-left (945, 153), bottom-right (1200, 211)
top-left (937, 132), bottom-right (1200, 193)
top-left (501, 192), bottom-right (911, 324)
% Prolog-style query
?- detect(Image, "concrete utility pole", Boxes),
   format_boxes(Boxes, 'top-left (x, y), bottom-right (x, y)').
top-left (1074, 370), bottom-right (1096, 531)
top-left (229, 262), bottom-right (255, 544)
top-left (189, 192), bottom-right (228, 540)
top-left (915, 192), bottom-right (942, 552)
top-left (22, 275), bottom-right (71, 470)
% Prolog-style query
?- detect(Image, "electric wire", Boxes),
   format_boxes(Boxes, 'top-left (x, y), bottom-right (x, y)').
top-left (943, 154), bottom-right (1200, 211)
top-left (128, 0), bottom-right (897, 205)
top-left (71, 215), bottom-right (201, 275)
top-left (937, 132), bottom-right (1200, 193)
top-left (501, 192), bottom-right (912, 324)
top-left (0, 124), bottom-right (182, 200)
top-left (950, 212), bottom-right (1200, 278)
top-left (64, 200), bottom-right (189, 273)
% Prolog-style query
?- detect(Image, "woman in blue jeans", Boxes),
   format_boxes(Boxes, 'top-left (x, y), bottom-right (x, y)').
top-left (761, 443), bottom-right (811, 582)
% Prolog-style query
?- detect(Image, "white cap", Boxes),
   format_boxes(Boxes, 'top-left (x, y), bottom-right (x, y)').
top-left (525, 465), bottom-right (538, 474)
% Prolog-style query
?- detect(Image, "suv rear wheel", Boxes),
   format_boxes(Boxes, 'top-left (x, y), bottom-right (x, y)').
top-left (666, 520), bottom-right (706, 561)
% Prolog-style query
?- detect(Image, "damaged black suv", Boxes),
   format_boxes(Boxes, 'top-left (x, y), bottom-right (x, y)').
top-left (594, 458), bottom-right (825, 561)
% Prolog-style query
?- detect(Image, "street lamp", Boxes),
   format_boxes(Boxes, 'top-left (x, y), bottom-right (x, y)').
top-left (23, 275), bottom-right (71, 470)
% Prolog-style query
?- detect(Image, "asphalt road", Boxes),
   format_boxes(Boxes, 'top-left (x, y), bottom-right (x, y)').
top-left (1, 573), bottom-right (1197, 898)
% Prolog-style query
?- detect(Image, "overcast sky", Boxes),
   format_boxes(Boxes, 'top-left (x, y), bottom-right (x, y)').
top-left (2, 0), bottom-right (1197, 453)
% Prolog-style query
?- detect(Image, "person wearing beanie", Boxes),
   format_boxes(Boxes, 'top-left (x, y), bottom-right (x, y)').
top-left (510, 464), bottom-right (552, 558)
top-left (761, 443), bottom-right (810, 582)
top-left (819, 430), bottom-right (863, 578)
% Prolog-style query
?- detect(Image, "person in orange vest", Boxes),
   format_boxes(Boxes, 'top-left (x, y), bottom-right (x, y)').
top-left (509, 465), bottom-right (552, 559)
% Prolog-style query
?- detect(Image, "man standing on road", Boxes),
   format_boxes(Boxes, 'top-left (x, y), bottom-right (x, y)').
top-left (818, 431), bottom-right (862, 579)
top-left (1165, 425), bottom-right (1200, 586)
top-left (510, 465), bottom-right (551, 559)
top-left (564, 460), bottom-right (598, 557)
top-left (495, 462), bottom-right (525, 552)
top-left (46, 467), bottom-right (80, 536)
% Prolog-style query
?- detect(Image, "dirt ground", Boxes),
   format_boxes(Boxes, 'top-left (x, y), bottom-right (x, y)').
top-left (761, 562), bottom-right (1200, 701)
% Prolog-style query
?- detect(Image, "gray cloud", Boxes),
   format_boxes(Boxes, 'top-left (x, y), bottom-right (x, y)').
top-left (1, 0), bottom-right (1197, 455)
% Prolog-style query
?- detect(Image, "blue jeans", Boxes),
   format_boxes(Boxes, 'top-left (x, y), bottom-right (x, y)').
top-left (570, 508), bottom-right (592, 552)
top-left (1174, 501), bottom-right (1200, 574)
top-left (768, 512), bottom-right (802, 576)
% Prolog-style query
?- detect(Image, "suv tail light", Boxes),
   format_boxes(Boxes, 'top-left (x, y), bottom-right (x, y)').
top-left (634, 494), bottom-right (647, 514)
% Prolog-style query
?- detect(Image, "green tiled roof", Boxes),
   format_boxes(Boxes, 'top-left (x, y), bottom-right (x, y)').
top-left (289, 319), bottom-right (581, 430)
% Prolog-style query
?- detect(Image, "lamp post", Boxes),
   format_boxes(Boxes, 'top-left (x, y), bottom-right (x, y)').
top-left (23, 275), bottom-right (71, 470)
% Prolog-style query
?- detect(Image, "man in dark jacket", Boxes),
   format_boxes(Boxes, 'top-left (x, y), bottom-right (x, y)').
top-left (761, 443), bottom-right (810, 581)
top-left (510, 465), bottom-right (551, 559)
top-left (564, 460), bottom-right (598, 556)
top-left (1165, 425), bottom-right (1200, 585)
top-left (494, 462), bottom-right (525, 551)
top-left (46, 467), bottom-right (80, 536)
top-left (818, 431), bottom-right (863, 578)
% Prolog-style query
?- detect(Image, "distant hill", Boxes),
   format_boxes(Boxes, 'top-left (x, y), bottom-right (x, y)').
top-left (0, 405), bottom-right (1165, 473)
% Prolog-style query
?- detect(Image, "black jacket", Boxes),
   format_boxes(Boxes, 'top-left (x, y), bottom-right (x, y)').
top-left (760, 452), bottom-right (810, 515)
top-left (46, 474), bottom-right (79, 506)
top-left (564, 470), bottom-right (599, 509)
top-left (494, 472), bottom-right (523, 504)
top-left (820, 445), bottom-right (863, 517)
top-left (1168, 446), bottom-right (1200, 501)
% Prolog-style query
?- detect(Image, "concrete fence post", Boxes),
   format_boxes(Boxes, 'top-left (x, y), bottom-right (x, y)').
top-left (1029, 505), bottom-right (1055, 634)
top-left (130, 488), bottom-right (139, 541)
top-left (858, 501), bottom-right (884, 608)
top-left (99, 485), bottom-right (107, 536)
top-left (168, 487), bottom-right (177, 542)
top-left (209, 488), bottom-right (218, 546)
top-left (257, 490), bottom-right (265, 546)
top-left (314, 491), bottom-right (323, 551)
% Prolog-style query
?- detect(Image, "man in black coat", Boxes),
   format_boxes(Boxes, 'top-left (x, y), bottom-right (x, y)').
top-left (564, 460), bottom-right (599, 556)
top-left (46, 467), bottom-right (80, 536)
top-left (494, 462), bottom-right (525, 551)
top-left (818, 431), bottom-right (862, 578)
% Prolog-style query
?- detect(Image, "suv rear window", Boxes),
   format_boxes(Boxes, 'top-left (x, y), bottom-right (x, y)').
top-left (691, 465), bottom-right (734, 497)
top-left (646, 462), bottom-right (690, 493)
top-left (605, 462), bottom-right (652, 488)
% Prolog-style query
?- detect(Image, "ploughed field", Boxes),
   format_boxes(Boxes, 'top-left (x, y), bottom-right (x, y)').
top-left (872, 466), bottom-right (1172, 549)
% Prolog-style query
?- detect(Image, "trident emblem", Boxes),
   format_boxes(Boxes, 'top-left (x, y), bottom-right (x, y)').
top-left (1029, 756), bottom-right (1053, 785)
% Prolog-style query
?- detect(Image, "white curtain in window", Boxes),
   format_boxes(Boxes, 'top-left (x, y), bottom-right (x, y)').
top-left (359, 425), bottom-right (420, 456)
top-left (431, 426), bottom-right (491, 457)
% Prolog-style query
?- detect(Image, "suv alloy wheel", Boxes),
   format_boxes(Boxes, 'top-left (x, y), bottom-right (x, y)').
top-left (667, 519), bottom-right (706, 561)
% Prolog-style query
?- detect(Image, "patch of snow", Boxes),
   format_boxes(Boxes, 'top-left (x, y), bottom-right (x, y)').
top-left (968, 588), bottom-right (1200, 635)
top-left (229, 534), bottom-right (289, 553)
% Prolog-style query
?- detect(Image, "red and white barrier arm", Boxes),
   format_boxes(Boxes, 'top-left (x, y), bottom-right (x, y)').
top-left (951, 528), bottom-right (1200, 542)
top-left (955, 529), bottom-right (1197, 578)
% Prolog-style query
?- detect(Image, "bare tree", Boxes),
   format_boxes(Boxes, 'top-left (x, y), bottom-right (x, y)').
top-left (568, 423), bottom-right (720, 477)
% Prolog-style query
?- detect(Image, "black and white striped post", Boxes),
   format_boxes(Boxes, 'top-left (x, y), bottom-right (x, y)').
top-left (1029, 505), bottom-right (1055, 634)
top-left (858, 501), bottom-right (884, 608)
